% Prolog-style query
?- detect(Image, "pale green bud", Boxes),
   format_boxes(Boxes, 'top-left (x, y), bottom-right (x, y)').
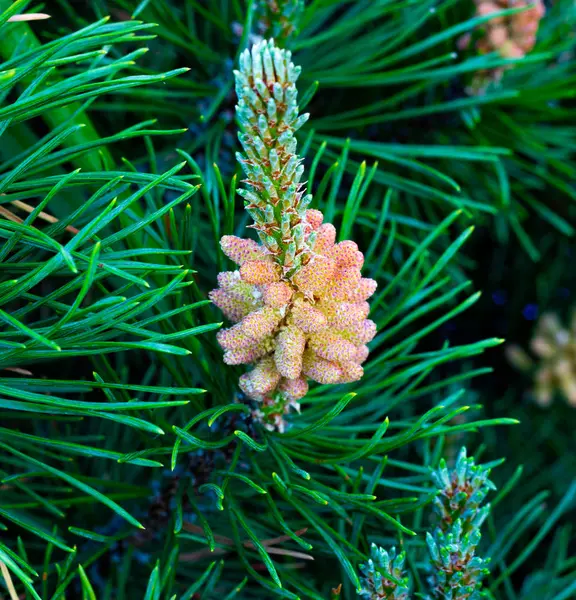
top-left (237, 188), bottom-right (261, 206)
top-left (253, 136), bottom-right (268, 159)
top-left (294, 164), bottom-right (305, 184)
top-left (281, 212), bottom-right (291, 236)
top-left (251, 43), bottom-right (263, 80)
top-left (267, 98), bottom-right (278, 123)
top-left (293, 113), bottom-right (309, 131)
top-left (262, 46), bottom-right (275, 83)
top-left (273, 81), bottom-right (284, 104)
top-left (255, 78), bottom-right (270, 101)
top-left (272, 47), bottom-right (286, 82)
top-left (258, 114), bottom-right (271, 138)
top-left (307, 231), bottom-right (317, 251)
top-left (269, 148), bottom-right (281, 172)
top-left (264, 204), bottom-right (275, 224)
top-left (239, 49), bottom-right (251, 77)
top-left (299, 194), bottom-right (313, 212)
top-left (283, 155), bottom-right (298, 178)
top-left (293, 223), bottom-right (305, 247)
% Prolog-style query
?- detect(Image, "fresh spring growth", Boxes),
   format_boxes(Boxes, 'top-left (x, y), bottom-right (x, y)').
top-left (430, 447), bottom-right (496, 533)
top-left (426, 448), bottom-right (495, 599)
top-left (233, 38), bottom-right (312, 272)
top-left (358, 544), bottom-right (410, 600)
top-left (210, 39), bottom-right (377, 431)
top-left (506, 311), bottom-right (576, 407)
top-left (255, 1), bottom-right (305, 42)
top-left (425, 521), bottom-right (491, 600)
top-left (458, 0), bottom-right (546, 94)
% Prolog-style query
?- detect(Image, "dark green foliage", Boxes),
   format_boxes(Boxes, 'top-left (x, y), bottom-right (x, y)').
top-left (0, 0), bottom-right (575, 599)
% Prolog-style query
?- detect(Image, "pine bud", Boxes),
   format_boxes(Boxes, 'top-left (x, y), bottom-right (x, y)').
top-left (425, 448), bottom-right (495, 599)
top-left (358, 544), bottom-right (410, 599)
top-left (430, 447), bottom-right (496, 532)
top-left (235, 39), bottom-right (314, 271)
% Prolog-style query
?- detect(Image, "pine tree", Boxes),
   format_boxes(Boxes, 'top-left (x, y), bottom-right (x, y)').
top-left (1, 1), bottom-right (575, 598)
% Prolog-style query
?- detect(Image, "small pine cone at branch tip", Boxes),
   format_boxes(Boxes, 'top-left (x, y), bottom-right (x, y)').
top-left (425, 520), bottom-right (491, 600)
top-left (210, 39), bottom-right (378, 432)
top-left (234, 38), bottom-right (313, 274)
top-left (426, 450), bottom-right (493, 599)
top-left (458, 0), bottom-right (545, 95)
top-left (430, 447), bottom-right (496, 533)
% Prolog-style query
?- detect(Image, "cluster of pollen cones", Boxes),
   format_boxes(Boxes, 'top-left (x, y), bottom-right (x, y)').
top-left (210, 209), bottom-right (377, 431)
top-left (459, 0), bottom-right (545, 94)
top-left (507, 312), bottom-right (576, 408)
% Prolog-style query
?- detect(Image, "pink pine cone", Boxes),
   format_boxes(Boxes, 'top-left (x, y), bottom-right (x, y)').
top-left (240, 260), bottom-right (282, 285)
top-left (220, 235), bottom-right (264, 265)
top-left (211, 209), bottom-right (377, 430)
top-left (461, 0), bottom-right (545, 95)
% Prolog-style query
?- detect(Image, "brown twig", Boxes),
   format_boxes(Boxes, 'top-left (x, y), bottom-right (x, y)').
top-left (10, 201), bottom-right (79, 234)
top-left (0, 561), bottom-right (19, 600)
top-left (179, 522), bottom-right (312, 563)
top-left (260, 547), bottom-right (313, 560)
top-left (178, 548), bottom-right (226, 562)
top-left (181, 522), bottom-right (232, 546)
top-left (2, 368), bottom-right (33, 376)
top-left (0, 206), bottom-right (23, 224)
top-left (7, 13), bottom-right (50, 22)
